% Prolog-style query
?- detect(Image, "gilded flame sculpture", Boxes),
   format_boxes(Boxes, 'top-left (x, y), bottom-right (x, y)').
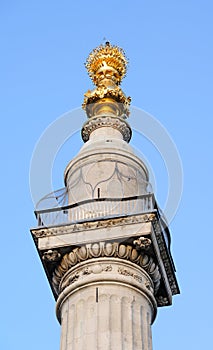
top-left (85, 41), bottom-right (128, 85)
top-left (82, 42), bottom-right (131, 118)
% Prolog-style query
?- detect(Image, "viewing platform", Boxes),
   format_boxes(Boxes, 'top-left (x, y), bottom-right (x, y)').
top-left (34, 190), bottom-right (171, 251)
top-left (36, 191), bottom-right (157, 226)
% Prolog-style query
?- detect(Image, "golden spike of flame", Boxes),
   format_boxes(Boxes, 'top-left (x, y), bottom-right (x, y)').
top-left (85, 42), bottom-right (128, 85)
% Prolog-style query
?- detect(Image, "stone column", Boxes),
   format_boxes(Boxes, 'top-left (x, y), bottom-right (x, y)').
top-left (54, 242), bottom-right (159, 350)
top-left (30, 42), bottom-right (180, 350)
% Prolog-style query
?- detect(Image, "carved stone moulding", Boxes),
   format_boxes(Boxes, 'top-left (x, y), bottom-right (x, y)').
top-left (152, 219), bottom-right (179, 296)
top-left (55, 257), bottom-right (158, 324)
top-left (42, 249), bottom-right (61, 262)
top-left (52, 241), bottom-right (161, 296)
top-left (31, 211), bottom-right (178, 305)
top-left (59, 258), bottom-right (154, 294)
top-left (134, 236), bottom-right (152, 250)
top-left (31, 213), bottom-right (155, 239)
top-left (81, 115), bottom-right (132, 142)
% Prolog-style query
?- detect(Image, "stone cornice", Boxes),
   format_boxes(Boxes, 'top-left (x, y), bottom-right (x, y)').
top-left (31, 211), bottom-right (179, 306)
top-left (31, 212), bottom-right (155, 239)
top-left (152, 219), bottom-right (179, 296)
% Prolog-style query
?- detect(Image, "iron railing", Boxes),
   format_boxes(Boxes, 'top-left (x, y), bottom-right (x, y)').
top-left (35, 193), bottom-right (156, 227)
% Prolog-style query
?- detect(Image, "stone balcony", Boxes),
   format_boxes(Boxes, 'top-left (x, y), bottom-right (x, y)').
top-left (31, 191), bottom-right (179, 305)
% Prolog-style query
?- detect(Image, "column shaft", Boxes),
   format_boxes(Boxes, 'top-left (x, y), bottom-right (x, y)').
top-left (56, 258), bottom-right (156, 350)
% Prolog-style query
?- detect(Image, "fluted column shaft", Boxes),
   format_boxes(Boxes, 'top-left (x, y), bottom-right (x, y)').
top-left (56, 258), bottom-right (157, 350)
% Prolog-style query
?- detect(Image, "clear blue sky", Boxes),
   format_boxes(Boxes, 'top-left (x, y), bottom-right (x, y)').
top-left (1, 1), bottom-right (213, 349)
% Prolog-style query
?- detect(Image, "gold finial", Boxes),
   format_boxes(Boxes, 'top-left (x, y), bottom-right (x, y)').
top-left (82, 42), bottom-right (131, 119)
top-left (85, 42), bottom-right (128, 85)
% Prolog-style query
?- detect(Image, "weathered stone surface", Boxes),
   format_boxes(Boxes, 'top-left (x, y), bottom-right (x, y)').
top-left (31, 43), bottom-right (179, 350)
top-left (56, 259), bottom-right (156, 350)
